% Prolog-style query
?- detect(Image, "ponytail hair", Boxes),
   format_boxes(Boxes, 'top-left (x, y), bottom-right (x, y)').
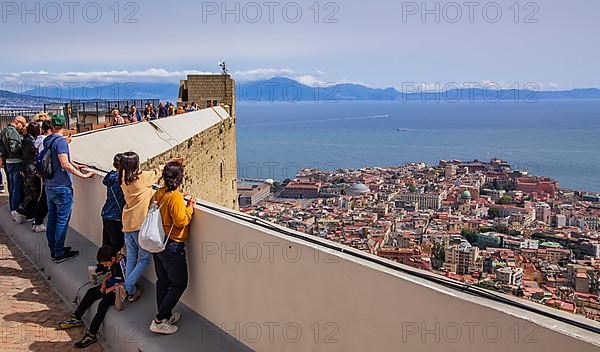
top-left (162, 161), bottom-right (184, 192)
top-left (119, 151), bottom-right (140, 186)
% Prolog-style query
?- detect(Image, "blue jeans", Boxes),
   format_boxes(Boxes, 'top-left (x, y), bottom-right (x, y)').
top-left (6, 163), bottom-right (24, 211)
top-left (46, 186), bottom-right (73, 257)
top-left (124, 231), bottom-right (152, 294)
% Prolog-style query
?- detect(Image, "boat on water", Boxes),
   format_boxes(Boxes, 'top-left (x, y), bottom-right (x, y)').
top-left (396, 128), bottom-right (409, 132)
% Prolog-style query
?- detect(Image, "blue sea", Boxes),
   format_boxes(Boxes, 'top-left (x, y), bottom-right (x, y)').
top-left (236, 100), bottom-right (600, 192)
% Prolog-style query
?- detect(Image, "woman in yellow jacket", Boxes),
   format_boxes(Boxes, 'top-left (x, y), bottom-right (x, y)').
top-left (149, 161), bottom-right (196, 335)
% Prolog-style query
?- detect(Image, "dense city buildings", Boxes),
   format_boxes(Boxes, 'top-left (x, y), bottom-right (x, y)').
top-left (237, 181), bottom-right (271, 207)
top-left (240, 158), bottom-right (600, 321)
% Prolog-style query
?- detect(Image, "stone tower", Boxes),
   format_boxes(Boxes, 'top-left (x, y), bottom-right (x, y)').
top-left (178, 74), bottom-right (236, 118)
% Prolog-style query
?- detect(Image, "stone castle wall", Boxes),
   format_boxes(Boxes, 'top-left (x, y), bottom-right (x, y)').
top-left (143, 115), bottom-right (238, 210)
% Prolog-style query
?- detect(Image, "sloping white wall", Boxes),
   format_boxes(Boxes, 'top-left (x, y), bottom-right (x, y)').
top-left (69, 107), bottom-right (228, 172)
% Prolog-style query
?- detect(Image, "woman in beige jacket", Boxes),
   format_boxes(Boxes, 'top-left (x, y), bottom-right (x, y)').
top-left (119, 151), bottom-right (182, 302)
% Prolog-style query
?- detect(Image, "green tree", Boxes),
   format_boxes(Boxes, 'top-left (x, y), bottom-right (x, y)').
top-left (498, 195), bottom-right (513, 205)
top-left (465, 233), bottom-right (478, 245)
top-left (461, 228), bottom-right (475, 236)
top-left (488, 207), bottom-right (501, 219)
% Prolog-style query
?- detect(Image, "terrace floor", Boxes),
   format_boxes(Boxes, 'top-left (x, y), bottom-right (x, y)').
top-left (0, 195), bottom-right (103, 351)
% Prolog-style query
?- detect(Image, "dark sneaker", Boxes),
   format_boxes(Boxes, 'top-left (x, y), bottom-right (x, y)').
top-left (54, 250), bottom-right (79, 263)
top-left (51, 247), bottom-right (72, 261)
top-left (127, 287), bottom-right (143, 303)
top-left (74, 332), bottom-right (97, 348)
top-left (58, 315), bottom-right (83, 329)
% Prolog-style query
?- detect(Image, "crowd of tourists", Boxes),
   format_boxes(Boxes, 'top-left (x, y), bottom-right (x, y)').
top-left (110, 101), bottom-right (201, 126)
top-left (0, 114), bottom-right (196, 348)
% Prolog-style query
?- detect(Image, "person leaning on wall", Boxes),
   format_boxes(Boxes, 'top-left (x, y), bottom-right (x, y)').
top-left (43, 114), bottom-right (94, 263)
top-left (149, 160), bottom-right (195, 335)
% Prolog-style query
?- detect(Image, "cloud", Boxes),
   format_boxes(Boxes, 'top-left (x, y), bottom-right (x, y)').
top-left (0, 67), bottom-right (334, 91)
top-left (233, 68), bottom-right (297, 81)
top-left (0, 69), bottom-right (578, 93)
top-left (0, 69), bottom-right (216, 89)
top-left (233, 68), bottom-right (329, 86)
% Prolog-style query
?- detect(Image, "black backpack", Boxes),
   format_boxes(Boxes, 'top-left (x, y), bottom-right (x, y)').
top-left (0, 127), bottom-right (13, 159)
top-left (36, 136), bottom-right (60, 179)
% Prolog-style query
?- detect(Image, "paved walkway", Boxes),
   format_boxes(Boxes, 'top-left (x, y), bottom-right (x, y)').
top-left (0, 195), bottom-right (102, 351)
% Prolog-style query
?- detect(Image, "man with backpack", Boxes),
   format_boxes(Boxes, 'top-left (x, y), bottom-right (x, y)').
top-left (42, 115), bottom-right (94, 263)
top-left (0, 115), bottom-right (27, 220)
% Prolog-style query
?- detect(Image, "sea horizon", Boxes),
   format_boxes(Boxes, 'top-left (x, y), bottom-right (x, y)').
top-left (236, 100), bottom-right (600, 193)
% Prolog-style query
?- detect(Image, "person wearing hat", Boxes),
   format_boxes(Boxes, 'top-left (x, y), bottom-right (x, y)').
top-left (43, 114), bottom-right (95, 263)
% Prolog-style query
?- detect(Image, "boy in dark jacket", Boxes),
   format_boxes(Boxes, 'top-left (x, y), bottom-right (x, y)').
top-left (59, 246), bottom-right (126, 348)
top-left (101, 153), bottom-right (125, 252)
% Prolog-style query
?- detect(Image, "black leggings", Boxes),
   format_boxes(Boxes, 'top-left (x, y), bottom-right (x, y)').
top-left (17, 170), bottom-right (41, 219)
top-left (102, 219), bottom-right (124, 252)
top-left (74, 285), bottom-right (115, 335)
top-left (154, 241), bottom-right (188, 321)
top-left (34, 186), bottom-right (47, 225)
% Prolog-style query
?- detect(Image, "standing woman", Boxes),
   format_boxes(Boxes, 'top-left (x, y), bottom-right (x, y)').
top-left (149, 161), bottom-right (195, 335)
top-left (32, 120), bottom-right (52, 232)
top-left (16, 121), bottom-right (41, 221)
top-left (119, 152), bottom-right (182, 302)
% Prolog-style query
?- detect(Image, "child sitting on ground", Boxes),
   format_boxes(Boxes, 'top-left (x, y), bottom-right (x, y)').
top-left (59, 246), bottom-right (126, 348)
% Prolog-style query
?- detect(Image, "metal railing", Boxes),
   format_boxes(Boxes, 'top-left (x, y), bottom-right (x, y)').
top-left (0, 109), bottom-right (43, 129)
top-left (67, 99), bottom-right (161, 130)
top-left (1, 99), bottom-right (162, 132)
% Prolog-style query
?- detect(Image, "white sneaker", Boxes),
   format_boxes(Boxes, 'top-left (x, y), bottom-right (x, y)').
top-left (150, 319), bottom-right (178, 335)
top-left (12, 211), bottom-right (26, 224)
top-left (11, 210), bottom-right (17, 221)
top-left (168, 312), bottom-right (181, 325)
top-left (32, 224), bottom-right (47, 233)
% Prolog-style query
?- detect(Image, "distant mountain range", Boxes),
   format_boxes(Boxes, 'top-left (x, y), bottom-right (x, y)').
top-left (2, 77), bottom-right (600, 108)
top-left (0, 89), bottom-right (65, 109)
top-left (239, 77), bottom-right (600, 102)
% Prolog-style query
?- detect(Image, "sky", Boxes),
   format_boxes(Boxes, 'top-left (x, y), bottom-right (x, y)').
top-left (1, 0), bottom-right (599, 91)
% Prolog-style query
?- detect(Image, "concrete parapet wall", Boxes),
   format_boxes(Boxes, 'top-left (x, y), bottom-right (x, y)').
top-left (69, 176), bottom-right (600, 351)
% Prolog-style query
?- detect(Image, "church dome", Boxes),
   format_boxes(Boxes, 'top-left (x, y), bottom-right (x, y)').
top-left (347, 182), bottom-right (370, 196)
